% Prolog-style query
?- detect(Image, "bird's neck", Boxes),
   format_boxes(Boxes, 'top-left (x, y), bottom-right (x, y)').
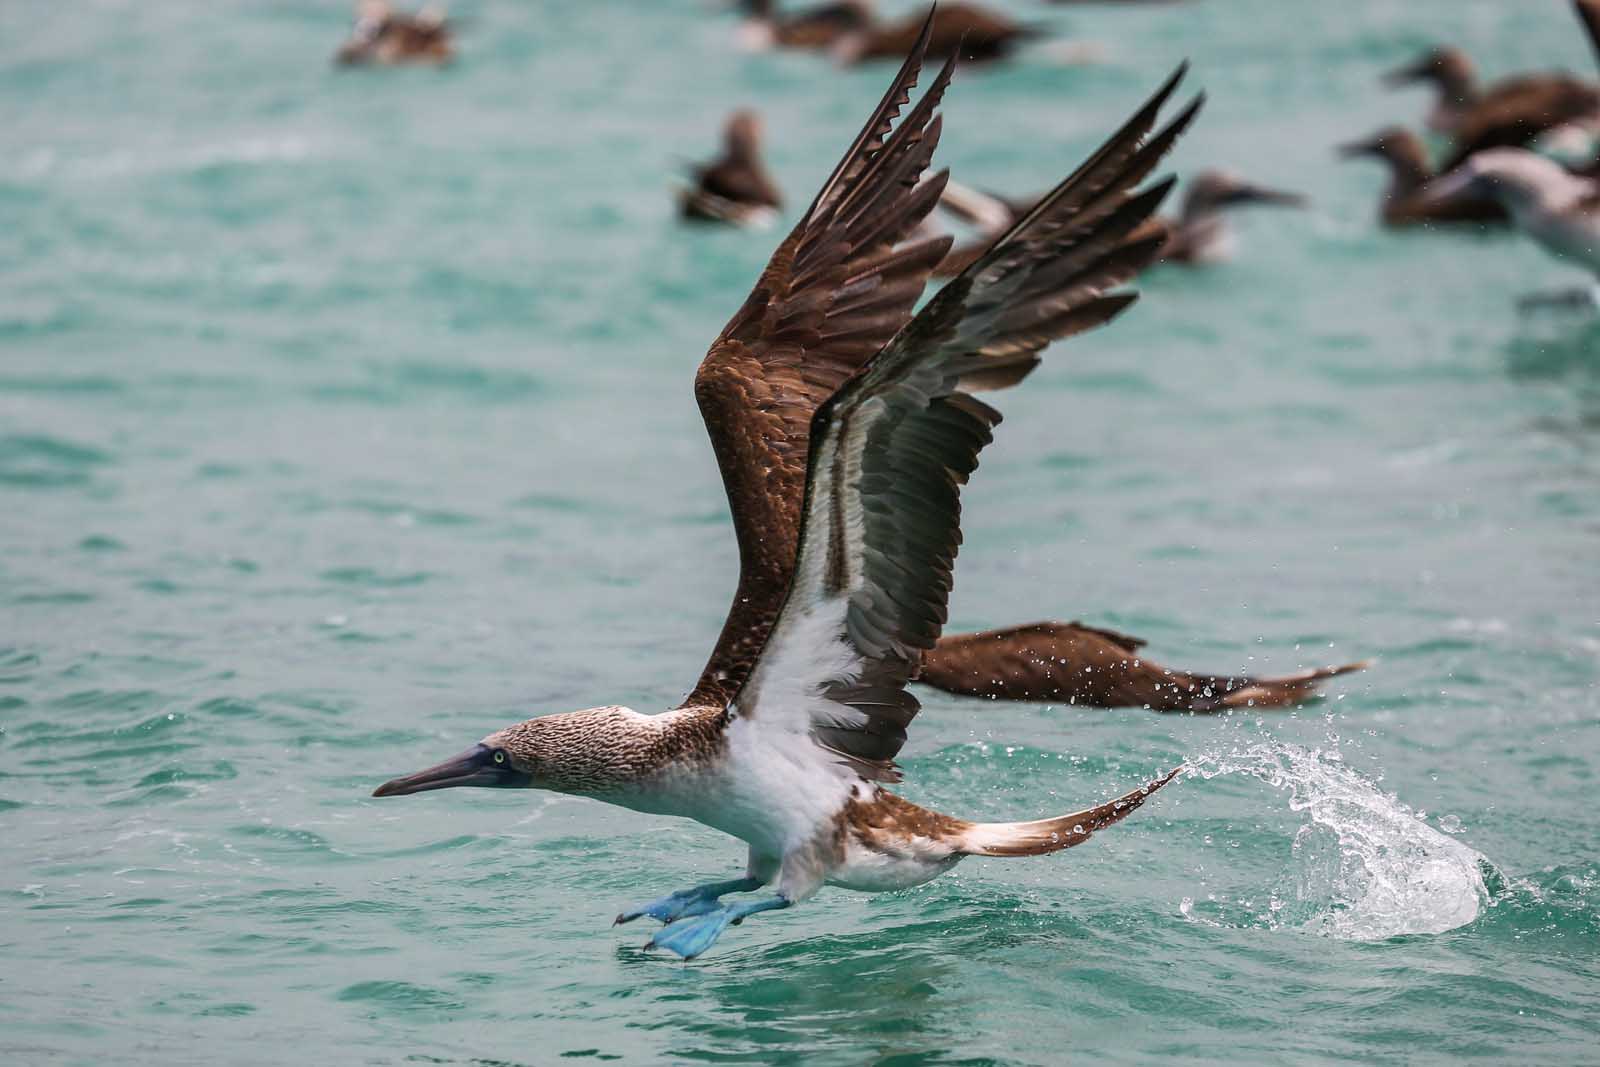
top-left (1434, 67), bottom-right (1478, 108)
top-left (526, 705), bottom-right (728, 798)
top-left (1382, 145), bottom-right (1434, 197)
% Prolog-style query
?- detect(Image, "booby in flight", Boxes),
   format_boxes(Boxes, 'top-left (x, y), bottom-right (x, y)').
top-left (1423, 147), bottom-right (1600, 306)
top-left (920, 622), bottom-right (1366, 711)
top-left (932, 168), bottom-right (1306, 276)
top-left (375, 19), bottom-right (1200, 959)
top-left (679, 110), bottom-right (785, 228)
top-left (335, 1), bottom-right (454, 66)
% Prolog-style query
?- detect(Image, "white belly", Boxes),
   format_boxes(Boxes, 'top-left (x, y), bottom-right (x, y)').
top-left (643, 718), bottom-right (855, 860)
top-left (826, 834), bottom-right (965, 892)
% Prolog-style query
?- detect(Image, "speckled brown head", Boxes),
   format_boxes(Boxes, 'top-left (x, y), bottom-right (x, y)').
top-left (371, 705), bottom-right (708, 799)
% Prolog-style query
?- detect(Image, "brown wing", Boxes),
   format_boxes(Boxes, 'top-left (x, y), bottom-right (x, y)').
top-left (686, 23), bottom-right (956, 707)
top-left (734, 69), bottom-right (1201, 779)
top-left (1441, 76), bottom-right (1600, 171)
top-left (917, 621), bottom-right (1368, 711)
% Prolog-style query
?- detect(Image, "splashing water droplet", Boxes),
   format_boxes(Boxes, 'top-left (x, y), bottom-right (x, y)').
top-left (1186, 741), bottom-right (1495, 941)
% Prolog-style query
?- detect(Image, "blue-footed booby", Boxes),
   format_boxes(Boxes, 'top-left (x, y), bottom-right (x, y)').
top-left (919, 622), bottom-right (1366, 711)
top-left (1339, 127), bottom-right (1506, 227)
top-left (679, 110), bottom-right (785, 228)
top-left (335, 1), bottom-right (454, 66)
top-left (1385, 2), bottom-right (1600, 173)
top-left (375, 16), bottom-right (1198, 959)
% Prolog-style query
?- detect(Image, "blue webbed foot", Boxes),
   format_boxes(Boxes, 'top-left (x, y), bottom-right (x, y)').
top-left (642, 895), bottom-right (792, 960)
top-left (645, 909), bottom-right (736, 960)
top-left (613, 876), bottom-right (761, 926)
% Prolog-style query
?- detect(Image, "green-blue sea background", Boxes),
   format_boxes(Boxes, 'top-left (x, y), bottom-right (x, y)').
top-left (4, 1), bottom-right (1599, 1063)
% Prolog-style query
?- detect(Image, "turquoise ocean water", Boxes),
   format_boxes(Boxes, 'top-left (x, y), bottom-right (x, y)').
top-left (4, 1), bottom-right (1599, 1063)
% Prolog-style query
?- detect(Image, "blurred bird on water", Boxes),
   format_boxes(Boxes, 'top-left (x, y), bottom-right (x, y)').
top-left (334, 0), bottom-right (454, 66)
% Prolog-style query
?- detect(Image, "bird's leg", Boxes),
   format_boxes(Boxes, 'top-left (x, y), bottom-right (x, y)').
top-left (613, 876), bottom-right (762, 926)
top-left (643, 895), bottom-right (792, 960)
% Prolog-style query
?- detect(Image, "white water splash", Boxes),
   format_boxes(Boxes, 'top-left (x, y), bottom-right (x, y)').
top-left (1186, 741), bottom-right (1492, 941)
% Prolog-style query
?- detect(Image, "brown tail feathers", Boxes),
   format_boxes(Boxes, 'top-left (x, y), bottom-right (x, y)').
top-left (958, 765), bottom-right (1183, 857)
top-left (917, 620), bottom-right (1369, 712)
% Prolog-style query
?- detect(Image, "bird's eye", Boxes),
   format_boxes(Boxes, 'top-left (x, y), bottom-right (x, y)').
top-left (492, 750), bottom-right (507, 765)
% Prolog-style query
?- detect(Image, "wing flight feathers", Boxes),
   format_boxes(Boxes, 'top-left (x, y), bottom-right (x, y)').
top-left (734, 66), bottom-right (1201, 779)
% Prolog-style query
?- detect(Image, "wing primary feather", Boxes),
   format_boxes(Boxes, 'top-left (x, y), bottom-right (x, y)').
top-left (806, 6), bottom-right (938, 218)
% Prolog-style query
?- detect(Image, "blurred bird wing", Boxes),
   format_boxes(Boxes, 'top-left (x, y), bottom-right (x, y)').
top-left (732, 67), bottom-right (1200, 782)
top-left (687, 17), bottom-right (956, 708)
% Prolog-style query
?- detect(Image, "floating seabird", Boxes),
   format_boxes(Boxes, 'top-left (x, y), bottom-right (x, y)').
top-left (1339, 127), bottom-right (1506, 227)
top-left (335, 1), bottom-right (454, 66)
top-left (1423, 147), bottom-right (1600, 304)
top-left (932, 168), bottom-right (1305, 275)
top-left (736, 0), bottom-right (876, 51)
top-left (1384, 47), bottom-right (1582, 136)
top-left (920, 622), bottom-right (1368, 711)
top-left (1386, 2), bottom-right (1600, 172)
top-left (375, 19), bottom-right (1200, 959)
top-left (680, 110), bottom-right (784, 227)
top-left (834, 2), bottom-right (1045, 65)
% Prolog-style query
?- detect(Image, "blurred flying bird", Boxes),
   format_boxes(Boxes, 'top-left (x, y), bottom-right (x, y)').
top-left (679, 110), bottom-right (785, 227)
top-left (1339, 127), bottom-right (1506, 227)
top-left (932, 168), bottom-right (1307, 275)
top-left (919, 623), bottom-right (1367, 711)
top-left (334, 0), bottom-right (454, 66)
top-left (374, 16), bottom-right (1199, 959)
top-left (1423, 147), bottom-right (1600, 307)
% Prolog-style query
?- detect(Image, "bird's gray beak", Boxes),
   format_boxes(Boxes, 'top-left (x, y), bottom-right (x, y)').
top-left (1337, 138), bottom-right (1377, 160)
top-left (372, 744), bottom-right (530, 797)
top-left (1228, 183), bottom-right (1307, 208)
top-left (1382, 58), bottom-right (1428, 88)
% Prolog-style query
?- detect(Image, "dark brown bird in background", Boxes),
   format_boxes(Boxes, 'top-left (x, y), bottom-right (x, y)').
top-left (1339, 127), bottom-right (1506, 227)
top-left (932, 169), bottom-right (1306, 276)
top-left (736, 0), bottom-right (876, 51)
top-left (334, 1), bottom-right (454, 66)
top-left (919, 622), bottom-right (1368, 712)
top-left (834, 2), bottom-right (1045, 65)
top-left (1385, 3), bottom-right (1600, 173)
top-left (679, 110), bottom-right (785, 227)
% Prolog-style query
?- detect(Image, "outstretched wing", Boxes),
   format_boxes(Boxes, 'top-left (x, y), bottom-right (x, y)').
top-left (688, 18), bottom-right (956, 708)
top-left (732, 69), bottom-right (1202, 780)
